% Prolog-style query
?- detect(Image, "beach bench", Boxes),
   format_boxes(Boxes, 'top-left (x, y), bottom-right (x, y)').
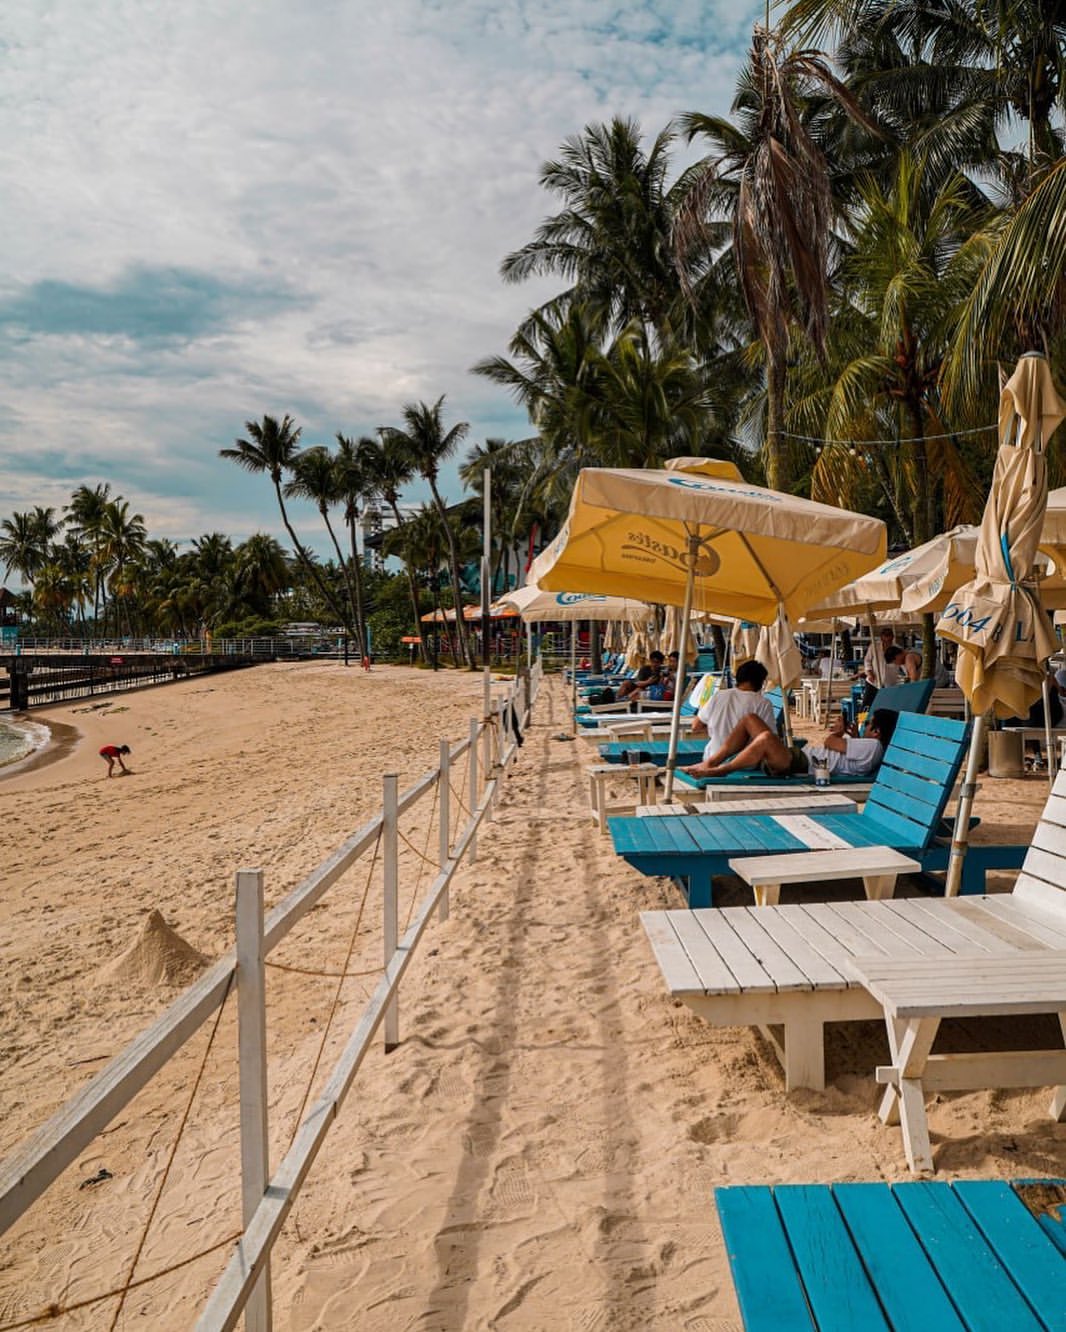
top-left (596, 687), bottom-right (786, 757)
top-left (639, 770), bottom-right (1066, 1092)
top-left (717, 1180), bottom-right (1066, 1331)
top-left (840, 678), bottom-right (935, 730)
top-left (613, 714), bottom-right (1015, 906)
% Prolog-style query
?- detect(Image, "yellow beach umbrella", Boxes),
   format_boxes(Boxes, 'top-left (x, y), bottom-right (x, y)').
top-left (498, 583), bottom-right (652, 623)
top-left (939, 352), bottom-right (1066, 892)
top-left (531, 467), bottom-right (886, 797)
top-left (530, 469), bottom-right (887, 624)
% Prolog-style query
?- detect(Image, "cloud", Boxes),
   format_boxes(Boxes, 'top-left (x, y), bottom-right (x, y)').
top-left (0, 0), bottom-right (763, 555)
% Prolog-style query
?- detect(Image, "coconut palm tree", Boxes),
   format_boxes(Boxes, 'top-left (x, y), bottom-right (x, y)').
top-left (674, 23), bottom-right (882, 488)
top-left (382, 397), bottom-right (474, 666)
top-left (359, 431), bottom-right (427, 659)
top-left (0, 511), bottom-right (47, 586)
top-left (100, 499), bottom-right (146, 636)
top-left (285, 445), bottom-right (361, 653)
top-left (235, 533), bottom-right (290, 617)
top-left (220, 414), bottom-right (348, 630)
top-left (333, 433), bottom-right (374, 656)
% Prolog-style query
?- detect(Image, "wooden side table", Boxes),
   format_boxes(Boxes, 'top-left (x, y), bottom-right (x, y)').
top-left (729, 846), bottom-right (920, 907)
top-left (848, 953), bottom-right (1066, 1173)
top-left (586, 762), bottom-right (660, 834)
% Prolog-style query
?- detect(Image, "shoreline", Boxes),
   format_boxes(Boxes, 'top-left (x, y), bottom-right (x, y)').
top-left (0, 715), bottom-right (75, 779)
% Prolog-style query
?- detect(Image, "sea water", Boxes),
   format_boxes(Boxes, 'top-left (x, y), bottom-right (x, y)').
top-left (0, 718), bottom-right (49, 768)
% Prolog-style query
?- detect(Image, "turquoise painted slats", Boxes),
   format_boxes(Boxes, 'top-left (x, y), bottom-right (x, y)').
top-left (873, 764), bottom-right (949, 813)
top-left (878, 748), bottom-right (958, 785)
top-left (688, 814), bottom-right (810, 856)
top-left (772, 1185), bottom-right (892, 1332)
top-left (895, 1181), bottom-right (1045, 1332)
top-left (867, 679), bottom-right (936, 718)
top-left (813, 813), bottom-right (897, 848)
top-left (885, 727), bottom-right (968, 768)
top-left (832, 1184), bottom-right (966, 1332)
top-left (954, 1181), bottom-right (1066, 1331)
top-left (604, 817), bottom-right (650, 855)
top-left (624, 816), bottom-right (698, 857)
top-left (860, 792), bottom-right (940, 846)
top-left (715, 1187), bottom-right (816, 1331)
top-left (893, 712), bottom-right (969, 742)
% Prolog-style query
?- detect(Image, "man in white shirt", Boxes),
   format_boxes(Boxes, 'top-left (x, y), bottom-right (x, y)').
top-left (682, 708), bottom-right (896, 780)
top-left (690, 660), bottom-right (776, 765)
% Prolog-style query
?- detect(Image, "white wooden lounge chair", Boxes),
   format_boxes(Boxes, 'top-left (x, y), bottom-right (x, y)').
top-left (641, 770), bottom-right (1066, 1094)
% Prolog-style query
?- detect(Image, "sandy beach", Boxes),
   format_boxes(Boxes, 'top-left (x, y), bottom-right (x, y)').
top-left (1, 663), bottom-right (1064, 1329)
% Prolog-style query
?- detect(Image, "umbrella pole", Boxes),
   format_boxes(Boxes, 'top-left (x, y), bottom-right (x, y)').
top-left (779, 644), bottom-right (794, 746)
top-left (1044, 671), bottom-right (1055, 792)
top-left (944, 711), bottom-right (987, 897)
top-left (570, 623), bottom-right (578, 735)
top-left (664, 534), bottom-right (700, 805)
top-left (822, 622), bottom-right (839, 726)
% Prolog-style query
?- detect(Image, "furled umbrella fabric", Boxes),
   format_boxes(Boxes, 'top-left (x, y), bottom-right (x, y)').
top-left (938, 352), bottom-right (1066, 894)
top-left (938, 356), bottom-right (1064, 718)
top-left (730, 619), bottom-right (762, 665)
top-left (755, 608), bottom-right (803, 692)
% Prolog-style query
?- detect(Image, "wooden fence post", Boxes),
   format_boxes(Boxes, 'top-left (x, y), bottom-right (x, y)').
top-left (236, 869), bottom-right (272, 1332)
top-left (438, 739), bottom-right (450, 922)
top-left (382, 774), bottom-right (399, 1051)
top-left (468, 717), bottom-right (479, 863)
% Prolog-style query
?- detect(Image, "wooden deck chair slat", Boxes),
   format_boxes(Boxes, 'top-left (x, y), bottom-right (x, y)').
top-left (773, 1185), bottom-right (893, 1331)
top-left (894, 1182), bottom-right (1048, 1330)
top-left (953, 1180), bottom-right (1066, 1329)
top-left (831, 1183), bottom-right (968, 1332)
top-left (714, 1187), bottom-right (816, 1331)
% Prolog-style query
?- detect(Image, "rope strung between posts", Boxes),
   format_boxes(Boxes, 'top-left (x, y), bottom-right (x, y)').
top-left (0, 1231), bottom-right (242, 1330)
top-left (283, 825), bottom-right (382, 1151)
top-left (264, 958), bottom-right (382, 980)
top-left (402, 775), bottom-right (438, 934)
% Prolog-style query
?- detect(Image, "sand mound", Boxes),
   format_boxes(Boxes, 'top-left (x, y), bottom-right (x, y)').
top-left (100, 909), bottom-right (208, 986)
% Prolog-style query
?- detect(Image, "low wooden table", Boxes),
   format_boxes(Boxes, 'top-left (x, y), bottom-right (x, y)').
top-left (848, 953), bottom-right (1066, 1173)
top-left (586, 762), bottom-right (659, 833)
top-left (729, 846), bottom-right (920, 907)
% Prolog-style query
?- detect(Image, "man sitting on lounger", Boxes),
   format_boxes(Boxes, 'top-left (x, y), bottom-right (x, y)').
top-left (681, 708), bottom-right (898, 780)
top-left (690, 659), bottom-right (775, 760)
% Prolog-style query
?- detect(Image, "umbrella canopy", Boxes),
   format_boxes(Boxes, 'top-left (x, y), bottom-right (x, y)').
top-left (938, 354), bottom-right (1064, 718)
top-left (529, 468), bottom-right (887, 625)
top-left (1038, 485), bottom-right (1066, 574)
top-left (663, 457), bottom-right (745, 482)
top-left (498, 583), bottom-right (652, 623)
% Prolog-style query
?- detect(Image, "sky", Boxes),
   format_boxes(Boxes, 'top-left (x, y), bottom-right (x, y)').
top-left (1, 0), bottom-right (765, 561)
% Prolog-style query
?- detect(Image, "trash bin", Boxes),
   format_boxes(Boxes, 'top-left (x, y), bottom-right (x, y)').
top-left (987, 729), bottom-right (1024, 779)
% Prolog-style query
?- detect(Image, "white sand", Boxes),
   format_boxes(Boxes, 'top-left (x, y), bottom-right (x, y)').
top-left (0, 665), bottom-right (1063, 1328)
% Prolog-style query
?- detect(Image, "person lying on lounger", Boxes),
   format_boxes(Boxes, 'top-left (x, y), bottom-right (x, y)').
top-left (680, 708), bottom-right (898, 780)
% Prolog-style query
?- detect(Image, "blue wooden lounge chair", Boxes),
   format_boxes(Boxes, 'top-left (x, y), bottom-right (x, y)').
top-left (610, 713), bottom-right (1024, 905)
top-left (841, 677), bottom-right (936, 731)
top-left (717, 1179), bottom-right (1066, 1331)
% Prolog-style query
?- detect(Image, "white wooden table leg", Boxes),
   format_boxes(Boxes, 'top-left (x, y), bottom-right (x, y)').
top-left (879, 1016), bottom-right (939, 1174)
top-left (863, 873), bottom-right (897, 901)
top-left (782, 1019), bottom-right (825, 1092)
top-left (754, 883), bottom-right (782, 907)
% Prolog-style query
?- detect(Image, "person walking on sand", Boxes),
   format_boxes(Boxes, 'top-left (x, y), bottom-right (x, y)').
top-left (99, 743), bottom-right (131, 777)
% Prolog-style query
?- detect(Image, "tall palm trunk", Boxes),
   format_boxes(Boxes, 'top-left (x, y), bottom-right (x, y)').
top-left (386, 499), bottom-right (428, 661)
top-left (345, 512), bottom-right (368, 658)
top-left (318, 502), bottom-right (363, 657)
top-left (271, 477), bottom-right (348, 628)
top-left (764, 330), bottom-right (789, 491)
top-left (426, 476), bottom-right (472, 667)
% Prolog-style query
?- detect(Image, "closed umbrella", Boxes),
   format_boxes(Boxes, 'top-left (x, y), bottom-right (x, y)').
top-left (530, 467), bottom-right (886, 799)
top-left (756, 608), bottom-right (803, 695)
top-left (939, 352), bottom-right (1066, 893)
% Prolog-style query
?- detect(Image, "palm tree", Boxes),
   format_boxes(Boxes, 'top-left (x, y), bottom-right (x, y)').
top-left (500, 117), bottom-right (696, 344)
top-left (100, 499), bottom-right (146, 636)
top-left (675, 23), bottom-right (881, 488)
top-left (235, 534), bottom-right (290, 617)
top-left (382, 397), bottom-right (474, 666)
top-left (285, 445), bottom-right (362, 653)
top-left (67, 483), bottom-right (114, 626)
top-left (219, 414), bottom-right (348, 630)
top-left (0, 511), bottom-right (47, 586)
top-left (333, 434), bottom-right (375, 656)
top-left (359, 431), bottom-right (427, 659)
